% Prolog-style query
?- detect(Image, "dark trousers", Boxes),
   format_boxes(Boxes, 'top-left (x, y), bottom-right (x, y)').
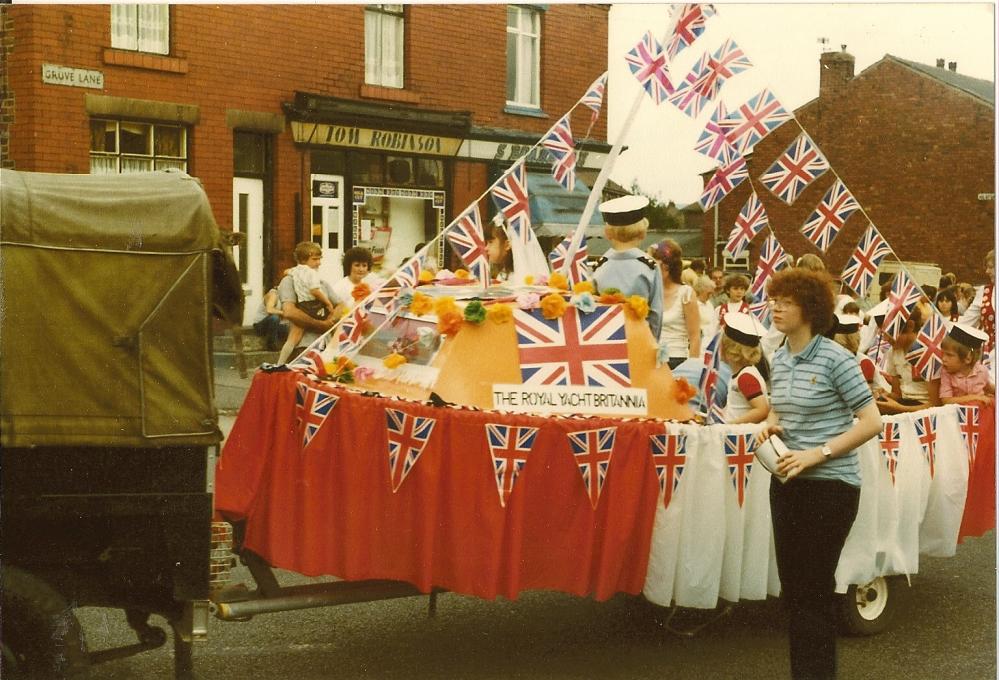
top-left (770, 478), bottom-right (860, 680)
top-left (253, 314), bottom-right (289, 351)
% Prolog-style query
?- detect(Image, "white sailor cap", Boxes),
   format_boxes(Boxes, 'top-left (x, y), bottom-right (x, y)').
top-left (724, 312), bottom-right (766, 347)
top-left (948, 323), bottom-right (989, 350)
top-left (599, 195), bottom-right (650, 226)
top-left (867, 300), bottom-right (890, 325)
top-left (833, 313), bottom-right (862, 335)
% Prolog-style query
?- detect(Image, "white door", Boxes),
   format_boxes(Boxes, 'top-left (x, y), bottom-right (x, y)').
top-left (233, 177), bottom-right (264, 326)
top-left (310, 174), bottom-right (345, 285)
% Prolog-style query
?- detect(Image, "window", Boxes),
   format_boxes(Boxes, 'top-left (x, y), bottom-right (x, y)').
top-left (89, 119), bottom-right (187, 174)
top-left (365, 5), bottom-right (405, 88)
top-left (506, 6), bottom-right (541, 108)
top-left (111, 4), bottom-right (169, 55)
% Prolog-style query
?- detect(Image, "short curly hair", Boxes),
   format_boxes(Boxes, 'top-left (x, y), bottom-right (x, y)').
top-left (767, 268), bottom-right (836, 336)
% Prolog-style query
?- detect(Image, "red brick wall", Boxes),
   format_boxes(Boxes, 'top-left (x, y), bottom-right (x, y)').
top-left (703, 58), bottom-right (995, 285)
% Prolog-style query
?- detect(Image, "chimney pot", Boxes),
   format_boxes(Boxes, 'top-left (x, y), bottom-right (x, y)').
top-left (819, 49), bottom-right (855, 99)
top-left (948, 61), bottom-right (957, 72)
top-left (936, 58), bottom-right (945, 68)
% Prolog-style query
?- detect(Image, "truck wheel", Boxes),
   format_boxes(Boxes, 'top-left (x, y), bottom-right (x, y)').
top-left (1, 567), bottom-right (89, 678)
top-left (838, 576), bottom-right (900, 636)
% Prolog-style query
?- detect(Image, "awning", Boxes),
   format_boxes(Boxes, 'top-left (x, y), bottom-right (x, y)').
top-left (528, 173), bottom-right (605, 238)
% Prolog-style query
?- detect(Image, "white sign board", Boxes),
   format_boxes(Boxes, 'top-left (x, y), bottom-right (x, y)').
top-left (41, 63), bottom-right (104, 89)
top-left (492, 384), bottom-right (648, 416)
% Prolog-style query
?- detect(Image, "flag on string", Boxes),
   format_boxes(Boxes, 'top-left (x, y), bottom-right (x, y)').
top-left (295, 380), bottom-right (339, 450)
top-left (759, 133), bottom-right (830, 205)
top-left (958, 405), bottom-right (980, 466)
top-left (649, 431), bottom-right (688, 510)
top-left (668, 52), bottom-right (713, 118)
top-left (289, 332), bottom-right (329, 375)
top-left (865, 334), bottom-right (893, 372)
top-left (750, 234), bottom-right (789, 300)
top-left (581, 72), bottom-right (608, 123)
top-left (491, 160), bottom-right (537, 248)
top-left (625, 31), bottom-right (672, 104)
top-left (724, 191), bottom-right (768, 258)
top-left (748, 298), bottom-right (772, 328)
top-left (374, 253), bottom-right (425, 314)
top-left (698, 155), bottom-right (748, 211)
top-left (698, 37), bottom-right (752, 100)
top-left (841, 223), bottom-right (892, 298)
top-left (724, 432), bottom-right (756, 507)
top-left (549, 233), bottom-right (591, 286)
top-left (385, 408), bottom-right (437, 493)
top-left (446, 204), bottom-right (489, 283)
top-left (905, 309), bottom-right (947, 380)
top-left (724, 88), bottom-right (791, 156)
top-left (694, 101), bottom-right (737, 165)
top-left (666, 3), bottom-right (716, 60)
top-left (336, 304), bottom-right (369, 355)
top-left (541, 114), bottom-right (577, 190)
top-left (882, 269), bottom-right (922, 340)
top-left (879, 421), bottom-right (902, 486)
top-left (914, 413), bottom-right (938, 479)
top-left (568, 426), bottom-right (617, 509)
top-left (485, 423), bottom-right (539, 508)
top-left (698, 331), bottom-right (725, 423)
top-left (800, 179), bottom-right (859, 252)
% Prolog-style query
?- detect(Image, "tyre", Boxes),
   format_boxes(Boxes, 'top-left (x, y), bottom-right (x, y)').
top-left (1, 567), bottom-right (89, 679)
top-left (837, 576), bottom-right (901, 636)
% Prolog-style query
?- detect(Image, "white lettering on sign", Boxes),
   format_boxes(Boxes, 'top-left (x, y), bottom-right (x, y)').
top-left (41, 63), bottom-right (104, 89)
top-left (978, 193), bottom-right (995, 201)
top-left (491, 383), bottom-right (648, 416)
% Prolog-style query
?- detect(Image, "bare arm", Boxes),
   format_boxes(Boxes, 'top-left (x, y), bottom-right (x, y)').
top-left (682, 292), bottom-right (701, 358)
top-left (310, 287), bottom-right (335, 311)
top-left (777, 400), bottom-right (882, 479)
top-left (728, 393), bottom-right (770, 425)
top-left (263, 290), bottom-right (283, 316)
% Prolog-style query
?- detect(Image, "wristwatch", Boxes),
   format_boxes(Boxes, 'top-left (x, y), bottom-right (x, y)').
top-left (820, 444), bottom-right (833, 460)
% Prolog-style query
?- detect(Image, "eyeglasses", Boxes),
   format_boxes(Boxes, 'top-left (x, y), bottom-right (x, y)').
top-left (767, 298), bottom-right (798, 311)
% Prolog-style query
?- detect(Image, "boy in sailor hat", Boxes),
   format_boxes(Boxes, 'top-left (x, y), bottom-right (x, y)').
top-left (940, 323), bottom-right (994, 404)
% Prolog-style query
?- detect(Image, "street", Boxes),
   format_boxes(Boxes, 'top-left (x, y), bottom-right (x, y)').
top-left (77, 530), bottom-right (994, 679)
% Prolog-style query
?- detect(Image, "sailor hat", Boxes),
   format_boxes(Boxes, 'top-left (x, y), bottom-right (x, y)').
top-left (724, 311), bottom-right (766, 347)
top-left (948, 323), bottom-right (989, 349)
top-left (832, 313), bottom-right (862, 335)
top-left (599, 195), bottom-right (650, 226)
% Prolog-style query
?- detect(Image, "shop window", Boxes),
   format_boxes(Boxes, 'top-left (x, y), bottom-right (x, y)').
top-left (89, 119), bottom-right (187, 174)
top-left (111, 4), bottom-right (170, 55)
top-left (350, 152), bottom-right (385, 185)
top-left (365, 5), bottom-right (405, 89)
top-left (506, 6), bottom-right (541, 108)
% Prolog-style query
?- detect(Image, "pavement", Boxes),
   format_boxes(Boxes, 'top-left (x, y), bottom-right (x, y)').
top-left (213, 363), bottom-right (256, 440)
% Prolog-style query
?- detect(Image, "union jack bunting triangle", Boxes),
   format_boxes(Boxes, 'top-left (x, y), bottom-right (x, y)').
top-left (485, 423), bottom-right (539, 508)
top-left (841, 223), bottom-right (892, 298)
top-left (800, 180), bottom-right (859, 252)
top-left (914, 414), bottom-right (938, 479)
top-left (385, 408), bottom-right (437, 493)
top-left (288, 330), bottom-right (330, 374)
top-left (567, 427), bottom-right (617, 509)
top-left (625, 31), bottom-right (672, 104)
top-left (882, 269), bottom-right (922, 340)
top-left (581, 72), bottom-right (607, 123)
top-left (698, 155), bottom-right (748, 211)
top-left (759, 133), bottom-right (830, 205)
top-left (879, 421), bottom-right (902, 486)
top-left (336, 304), bottom-right (370, 355)
top-left (548, 234), bottom-right (592, 286)
top-left (905, 309), bottom-right (947, 381)
top-left (750, 234), bottom-right (790, 300)
top-left (649, 430), bottom-right (688, 510)
top-left (541, 114), bottom-right (577, 191)
top-left (958, 405), bottom-right (980, 466)
top-left (724, 88), bottom-right (791, 156)
top-left (374, 255), bottom-right (424, 315)
top-left (446, 204), bottom-right (489, 283)
top-left (491, 160), bottom-right (538, 248)
top-left (724, 433), bottom-right (755, 507)
top-left (295, 379), bottom-right (339, 450)
top-left (724, 191), bottom-right (768, 258)
top-left (698, 37), bottom-right (752, 100)
top-left (668, 52), bottom-right (713, 118)
top-left (666, 3), bottom-right (716, 60)
top-left (694, 101), bottom-right (737, 165)
top-left (698, 331), bottom-right (725, 423)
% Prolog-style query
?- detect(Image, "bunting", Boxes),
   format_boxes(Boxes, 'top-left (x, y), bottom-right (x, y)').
top-left (491, 160), bottom-right (537, 248)
top-left (549, 233), bottom-right (591, 286)
top-left (905, 309), bottom-right (947, 381)
top-left (567, 427), bottom-right (617, 509)
top-left (958, 405), bottom-right (980, 466)
top-left (914, 414), bottom-right (938, 479)
top-left (446, 204), bottom-right (489, 283)
top-left (626, 31), bottom-right (673, 104)
top-left (295, 380), bottom-right (338, 450)
top-left (336, 304), bottom-right (370, 355)
top-left (749, 234), bottom-right (790, 301)
top-left (724, 432), bottom-right (756, 508)
top-left (698, 37), bottom-right (752, 100)
top-left (649, 431), bottom-right (688, 510)
top-left (841, 224), bottom-right (892, 299)
top-left (882, 269), bottom-right (922, 340)
top-left (759, 133), bottom-right (830, 205)
top-left (581, 72), bottom-right (608, 123)
top-left (485, 423), bottom-right (538, 508)
top-left (694, 101), bottom-right (737, 165)
top-left (385, 408), bottom-right (437, 493)
top-left (724, 191), bottom-right (768, 258)
top-left (698, 155), bottom-right (748, 211)
top-left (698, 331), bottom-right (725, 423)
top-left (800, 179), bottom-right (859, 252)
top-left (880, 421), bottom-right (902, 486)
top-left (541, 114), bottom-right (577, 190)
top-left (666, 3), bottom-right (716, 60)
top-left (724, 88), bottom-right (791, 156)
top-left (668, 52), bottom-right (713, 118)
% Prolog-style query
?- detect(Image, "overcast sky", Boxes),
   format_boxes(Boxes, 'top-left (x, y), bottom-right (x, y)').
top-left (606, 2), bottom-right (996, 205)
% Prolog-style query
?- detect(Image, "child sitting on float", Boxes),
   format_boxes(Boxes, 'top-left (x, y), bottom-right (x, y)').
top-left (719, 312), bottom-right (771, 424)
top-left (484, 217), bottom-right (514, 283)
top-left (940, 323), bottom-right (995, 405)
top-left (716, 273), bottom-right (750, 328)
top-left (877, 307), bottom-right (933, 414)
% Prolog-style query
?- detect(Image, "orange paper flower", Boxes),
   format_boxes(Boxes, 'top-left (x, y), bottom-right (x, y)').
top-left (383, 352), bottom-right (407, 369)
top-left (486, 303), bottom-right (513, 324)
top-left (454, 268), bottom-right (470, 280)
top-left (437, 309), bottom-right (464, 336)
top-left (625, 295), bottom-right (650, 320)
top-left (410, 291), bottom-right (433, 316)
top-left (433, 296), bottom-right (458, 317)
top-left (540, 293), bottom-right (568, 320)
top-left (572, 280), bottom-right (595, 295)
top-left (548, 271), bottom-right (569, 291)
top-left (351, 282), bottom-right (371, 301)
top-left (418, 269), bottom-right (434, 283)
top-left (598, 292), bottom-right (625, 304)
top-left (673, 377), bottom-right (697, 404)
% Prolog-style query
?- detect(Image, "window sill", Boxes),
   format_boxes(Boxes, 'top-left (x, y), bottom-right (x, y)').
top-left (103, 48), bottom-right (188, 74)
top-left (504, 104), bottom-right (547, 118)
top-left (360, 84), bottom-right (421, 105)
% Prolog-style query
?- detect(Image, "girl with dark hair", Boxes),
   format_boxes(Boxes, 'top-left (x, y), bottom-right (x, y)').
top-left (650, 239), bottom-right (700, 369)
top-left (484, 221), bottom-right (514, 282)
top-left (935, 287), bottom-right (960, 322)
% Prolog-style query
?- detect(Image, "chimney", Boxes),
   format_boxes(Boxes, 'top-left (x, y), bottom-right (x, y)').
top-left (819, 48), bottom-right (855, 100)
top-left (936, 58), bottom-right (945, 68)
top-left (948, 61), bottom-right (958, 72)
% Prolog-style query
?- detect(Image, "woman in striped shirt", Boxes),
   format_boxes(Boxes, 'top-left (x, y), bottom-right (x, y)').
top-left (756, 268), bottom-right (882, 680)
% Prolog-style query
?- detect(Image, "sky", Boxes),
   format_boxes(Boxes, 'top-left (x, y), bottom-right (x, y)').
top-left (606, 2), bottom-right (996, 205)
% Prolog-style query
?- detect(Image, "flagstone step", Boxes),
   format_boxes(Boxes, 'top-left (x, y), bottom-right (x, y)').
top-left (213, 349), bottom-right (279, 373)
top-left (213, 327), bottom-right (269, 353)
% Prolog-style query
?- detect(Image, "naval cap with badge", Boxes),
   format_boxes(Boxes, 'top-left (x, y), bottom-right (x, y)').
top-left (724, 311), bottom-right (766, 347)
top-left (599, 195), bottom-right (650, 226)
top-left (948, 322), bottom-right (989, 350)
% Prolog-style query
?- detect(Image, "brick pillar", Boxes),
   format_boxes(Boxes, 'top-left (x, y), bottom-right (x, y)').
top-left (0, 5), bottom-right (14, 169)
top-left (819, 50), bottom-right (855, 101)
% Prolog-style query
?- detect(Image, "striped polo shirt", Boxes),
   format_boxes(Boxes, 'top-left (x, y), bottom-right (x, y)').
top-left (770, 334), bottom-right (874, 487)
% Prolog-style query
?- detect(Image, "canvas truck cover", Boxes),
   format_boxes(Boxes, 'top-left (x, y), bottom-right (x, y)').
top-left (1, 169), bottom-right (242, 447)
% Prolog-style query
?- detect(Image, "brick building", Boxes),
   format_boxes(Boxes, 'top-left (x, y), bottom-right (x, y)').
top-left (702, 51), bottom-right (995, 289)
top-left (2, 4), bottom-right (610, 322)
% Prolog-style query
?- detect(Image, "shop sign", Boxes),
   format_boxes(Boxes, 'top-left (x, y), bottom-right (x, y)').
top-left (41, 63), bottom-right (104, 89)
top-left (291, 121), bottom-right (462, 157)
top-left (978, 193), bottom-right (994, 201)
top-left (458, 138), bottom-right (607, 170)
top-left (491, 383), bottom-right (648, 416)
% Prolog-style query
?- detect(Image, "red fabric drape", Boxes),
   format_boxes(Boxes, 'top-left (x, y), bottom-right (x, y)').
top-left (215, 371), bottom-right (662, 600)
top-left (958, 405), bottom-right (995, 542)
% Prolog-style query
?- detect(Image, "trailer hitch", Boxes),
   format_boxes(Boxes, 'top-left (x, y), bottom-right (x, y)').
top-left (86, 610), bottom-right (167, 666)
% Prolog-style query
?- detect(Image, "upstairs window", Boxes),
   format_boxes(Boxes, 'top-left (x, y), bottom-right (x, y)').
top-left (90, 119), bottom-right (187, 175)
top-left (365, 5), bottom-right (405, 88)
top-left (111, 4), bottom-right (170, 55)
top-left (506, 6), bottom-right (541, 108)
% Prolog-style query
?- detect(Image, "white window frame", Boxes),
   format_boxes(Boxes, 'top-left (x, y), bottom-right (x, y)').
top-left (506, 6), bottom-right (541, 108)
top-left (364, 5), bottom-right (405, 89)
top-left (111, 4), bottom-right (170, 55)
top-left (89, 119), bottom-right (188, 175)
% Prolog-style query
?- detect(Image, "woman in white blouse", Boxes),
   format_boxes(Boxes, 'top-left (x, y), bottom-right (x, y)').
top-left (650, 239), bottom-right (700, 369)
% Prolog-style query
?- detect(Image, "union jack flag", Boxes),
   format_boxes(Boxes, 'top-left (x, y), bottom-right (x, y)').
top-left (694, 101), bottom-right (737, 165)
top-left (879, 421), bottom-right (901, 486)
top-left (485, 423), bottom-right (539, 508)
top-left (914, 414), bottom-right (938, 479)
top-left (698, 38), bottom-right (752, 100)
top-left (698, 155), bottom-right (748, 211)
top-left (724, 88), bottom-right (791, 156)
top-left (841, 223), bottom-right (892, 299)
top-left (625, 31), bottom-right (673, 104)
top-left (514, 305), bottom-right (630, 387)
top-left (289, 347), bottom-right (328, 377)
top-left (336, 304), bottom-right (369, 355)
top-left (668, 52), bottom-right (713, 118)
top-left (649, 430), bottom-right (688, 510)
top-left (882, 270), bottom-right (922, 340)
top-left (375, 255), bottom-right (424, 314)
top-left (748, 298), bottom-right (772, 328)
top-left (958, 405), bottom-right (980, 466)
top-left (905, 309), bottom-right (947, 381)
top-left (385, 408), bottom-right (437, 493)
top-left (750, 234), bottom-right (790, 300)
top-left (865, 335), bottom-right (893, 373)
top-left (665, 3), bottom-right (715, 60)
top-left (491, 160), bottom-right (537, 248)
top-left (541, 114), bottom-right (577, 190)
top-left (567, 426), bottom-right (617, 509)
top-left (800, 180), bottom-right (859, 252)
top-left (581, 72), bottom-right (607, 123)
top-left (548, 234), bottom-right (591, 286)
top-left (446, 204), bottom-right (489, 283)
top-left (759, 133), bottom-right (830, 205)
top-left (295, 379), bottom-right (339, 450)
top-left (724, 191), bottom-right (768, 258)
top-left (724, 433), bottom-right (756, 508)
top-left (698, 331), bottom-right (725, 423)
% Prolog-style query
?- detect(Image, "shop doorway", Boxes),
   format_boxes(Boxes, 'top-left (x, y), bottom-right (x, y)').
top-left (232, 177), bottom-right (264, 326)
top-left (310, 174), bottom-right (346, 284)
top-left (351, 186), bottom-right (446, 274)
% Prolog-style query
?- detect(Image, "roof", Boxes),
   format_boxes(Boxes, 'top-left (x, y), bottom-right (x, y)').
top-left (886, 56), bottom-right (994, 105)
